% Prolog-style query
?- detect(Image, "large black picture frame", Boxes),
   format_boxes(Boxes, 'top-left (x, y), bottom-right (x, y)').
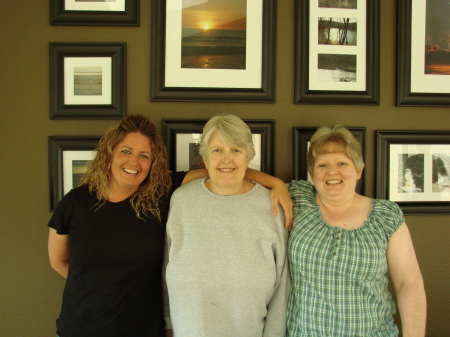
top-left (294, 0), bottom-right (380, 105)
top-left (376, 130), bottom-right (450, 214)
top-left (150, 0), bottom-right (276, 102)
top-left (49, 42), bottom-right (127, 120)
top-left (396, 0), bottom-right (450, 106)
top-left (293, 126), bottom-right (366, 195)
top-left (50, 0), bottom-right (140, 26)
top-left (161, 119), bottom-right (275, 175)
top-left (48, 136), bottom-right (101, 211)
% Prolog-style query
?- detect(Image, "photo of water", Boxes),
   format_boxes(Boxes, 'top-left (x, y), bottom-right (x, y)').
top-left (181, 0), bottom-right (247, 70)
top-left (73, 66), bottom-right (102, 96)
top-left (317, 54), bottom-right (357, 82)
top-left (318, 17), bottom-right (357, 46)
top-left (181, 28), bottom-right (246, 69)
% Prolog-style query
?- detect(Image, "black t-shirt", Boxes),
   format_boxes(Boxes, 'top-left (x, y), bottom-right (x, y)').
top-left (48, 172), bottom-right (186, 337)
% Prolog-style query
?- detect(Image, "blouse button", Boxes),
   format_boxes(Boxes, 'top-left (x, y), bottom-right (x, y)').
top-left (333, 252), bottom-right (337, 255)
top-left (337, 230), bottom-right (341, 233)
top-left (336, 237), bottom-right (340, 240)
top-left (335, 244), bottom-right (339, 247)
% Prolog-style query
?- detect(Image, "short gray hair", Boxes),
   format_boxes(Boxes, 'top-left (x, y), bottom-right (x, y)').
top-left (307, 125), bottom-right (365, 176)
top-left (199, 114), bottom-right (255, 162)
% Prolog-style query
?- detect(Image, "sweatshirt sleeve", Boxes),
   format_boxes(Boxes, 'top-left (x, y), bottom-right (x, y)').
top-left (263, 207), bottom-right (290, 337)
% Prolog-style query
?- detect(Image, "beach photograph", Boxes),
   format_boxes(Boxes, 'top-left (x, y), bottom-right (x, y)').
top-left (181, 0), bottom-right (247, 69)
top-left (73, 66), bottom-right (102, 95)
top-left (425, 0), bottom-right (450, 75)
top-left (317, 53), bottom-right (357, 82)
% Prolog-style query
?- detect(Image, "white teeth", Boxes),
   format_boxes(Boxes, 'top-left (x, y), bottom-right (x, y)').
top-left (327, 180), bottom-right (342, 184)
top-left (123, 168), bottom-right (138, 174)
top-left (219, 168), bottom-right (234, 172)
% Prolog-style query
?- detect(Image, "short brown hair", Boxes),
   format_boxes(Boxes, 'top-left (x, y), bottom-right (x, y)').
top-left (307, 125), bottom-right (364, 176)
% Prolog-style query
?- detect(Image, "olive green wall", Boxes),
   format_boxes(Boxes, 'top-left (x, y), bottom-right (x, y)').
top-left (1, 1), bottom-right (448, 336)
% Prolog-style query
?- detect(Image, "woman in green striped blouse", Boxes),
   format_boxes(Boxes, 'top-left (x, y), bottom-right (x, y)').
top-left (287, 125), bottom-right (426, 336)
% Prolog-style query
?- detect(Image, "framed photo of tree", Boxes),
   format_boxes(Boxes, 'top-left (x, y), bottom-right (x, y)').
top-left (294, 0), bottom-right (380, 105)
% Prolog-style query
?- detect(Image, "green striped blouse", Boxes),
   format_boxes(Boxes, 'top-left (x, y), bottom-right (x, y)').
top-left (287, 180), bottom-right (404, 336)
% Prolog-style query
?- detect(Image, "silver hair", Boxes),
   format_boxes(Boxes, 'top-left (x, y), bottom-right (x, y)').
top-left (199, 114), bottom-right (256, 162)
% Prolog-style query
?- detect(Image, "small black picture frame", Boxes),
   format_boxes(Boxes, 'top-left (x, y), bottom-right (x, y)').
top-left (376, 130), bottom-right (450, 214)
top-left (294, 0), bottom-right (380, 105)
top-left (161, 119), bottom-right (275, 175)
top-left (49, 42), bottom-right (127, 120)
top-left (292, 126), bottom-right (366, 195)
top-left (50, 0), bottom-right (139, 26)
top-left (48, 136), bottom-right (100, 211)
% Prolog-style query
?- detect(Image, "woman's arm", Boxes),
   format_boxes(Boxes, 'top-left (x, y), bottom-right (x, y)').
top-left (48, 228), bottom-right (69, 278)
top-left (387, 223), bottom-right (426, 337)
top-left (244, 169), bottom-right (292, 230)
top-left (182, 169), bottom-right (293, 229)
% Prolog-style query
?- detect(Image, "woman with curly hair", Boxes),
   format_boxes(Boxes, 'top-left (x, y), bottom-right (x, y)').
top-left (48, 114), bottom-right (291, 337)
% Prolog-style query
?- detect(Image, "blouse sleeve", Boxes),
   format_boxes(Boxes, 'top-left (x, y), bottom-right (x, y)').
top-left (375, 199), bottom-right (406, 239)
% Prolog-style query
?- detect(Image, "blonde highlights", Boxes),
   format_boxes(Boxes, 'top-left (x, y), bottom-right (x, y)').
top-left (307, 125), bottom-right (365, 176)
top-left (81, 114), bottom-right (171, 221)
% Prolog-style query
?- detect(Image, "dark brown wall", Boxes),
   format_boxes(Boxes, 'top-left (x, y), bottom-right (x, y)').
top-left (1, 1), bottom-right (448, 336)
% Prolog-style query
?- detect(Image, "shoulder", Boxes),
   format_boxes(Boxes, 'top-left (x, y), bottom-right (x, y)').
top-left (370, 199), bottom-right (405, 237)
top-left (171, 178), bottom-right (203, 198)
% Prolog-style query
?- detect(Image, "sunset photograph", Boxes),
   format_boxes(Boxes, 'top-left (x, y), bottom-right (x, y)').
top-left (181, 0), bottom-right (247, 69)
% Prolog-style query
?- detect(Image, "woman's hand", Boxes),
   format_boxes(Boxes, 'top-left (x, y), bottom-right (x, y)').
top-left (270, 182), bottom-right (293, 230)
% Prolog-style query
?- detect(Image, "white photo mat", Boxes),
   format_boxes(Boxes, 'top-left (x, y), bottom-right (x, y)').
top-left (389, 144), bottom-right (450, 202)
top-left (64, 0), bottom-right (125, 11)
top-left (410, 0), bottom-right (450, 94)
top-left (309, 0), bottom-right (367, 91)
top-left (64, 57), bottom-right (112, 105)
top-left (164, 0), bottom-right (263, 88)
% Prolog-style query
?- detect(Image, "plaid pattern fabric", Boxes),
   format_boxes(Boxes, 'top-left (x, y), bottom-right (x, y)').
top-left (287, 180), bottom-right (404, 336)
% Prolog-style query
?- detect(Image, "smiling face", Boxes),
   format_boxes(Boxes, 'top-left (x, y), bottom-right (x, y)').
top-left (109, 132), bottom-right (152, 198)
top-left (311, 142), bottom-right (362, 200)
top-left (203, 131), bottom-right (249, 195)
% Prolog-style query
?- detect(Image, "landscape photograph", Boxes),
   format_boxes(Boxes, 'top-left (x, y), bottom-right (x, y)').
top-left (181, 0), bottom-right (247, 69)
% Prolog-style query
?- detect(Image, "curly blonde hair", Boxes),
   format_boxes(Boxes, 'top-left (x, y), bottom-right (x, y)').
top-left (81, 114), bottom-right (171, 221)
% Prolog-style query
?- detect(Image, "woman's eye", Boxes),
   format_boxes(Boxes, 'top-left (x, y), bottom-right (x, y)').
top-left (232, 149), bottom-right (241, 153)
top-left (140, 154), bottom-right (149, 159)
top-left (121, 150), bottom-right (131, 154)
top-left (212, 149), bottom-right (220, 153)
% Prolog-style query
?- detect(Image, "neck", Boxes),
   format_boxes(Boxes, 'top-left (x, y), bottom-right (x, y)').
top-left (107, 184), bottom-right (137, 202)
top-left (205, 178), bottom-right (251, 196)
top-left (317, 193), bottom-right (357, 219)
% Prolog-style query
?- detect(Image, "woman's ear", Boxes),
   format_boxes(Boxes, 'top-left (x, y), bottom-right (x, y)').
top-left (356, 168), bottom-right (363, 180)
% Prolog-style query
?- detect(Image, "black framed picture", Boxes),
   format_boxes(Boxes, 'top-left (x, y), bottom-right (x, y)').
top-left (376, 130), bottom-right (450, 214)
top-left (49, 42), bottom-right (127, 119)
top-left (396, 0), bottom-right (450, 106)
top-left (50, 0), bottom-right (139, 26)
top-left (294, 0), bottom-right (380, 105)
top-left (161, 119), bottom-right (275, 175)
top-left (292, 126), bottom-right (366, 195)
top-left (48, 136), bottom-right (100, 211)
top-left (150, 0), bottom-right (276, 102)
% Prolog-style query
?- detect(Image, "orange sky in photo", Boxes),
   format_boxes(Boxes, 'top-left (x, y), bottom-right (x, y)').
top-left (182, 0), bottom-right (247, 30)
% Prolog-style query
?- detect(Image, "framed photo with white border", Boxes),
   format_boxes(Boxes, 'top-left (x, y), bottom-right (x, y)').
top-left (376, 130), bottom-right (450, 214)
top-left (50, 0), bottom-right (140, 26)
top-left (48, 136), bottom-right (100, 211)
top-left (294, 0), bottom-right (379, 105)
top-left (150, 0), bottom-right (276, 102)
top-left (396, 0), bottom-right (450, 106)
top-left (49, 42), bottom-right (126, 119)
